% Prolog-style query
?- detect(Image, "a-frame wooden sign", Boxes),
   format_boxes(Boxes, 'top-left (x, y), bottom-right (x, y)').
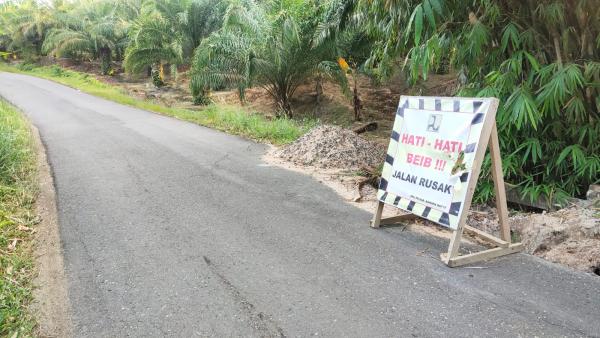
top-left (371, 96), bottom-right (522, 267)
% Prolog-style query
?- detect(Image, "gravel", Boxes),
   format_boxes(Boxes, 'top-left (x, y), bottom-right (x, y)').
top-left (274, 125), bottom-right (386, 170)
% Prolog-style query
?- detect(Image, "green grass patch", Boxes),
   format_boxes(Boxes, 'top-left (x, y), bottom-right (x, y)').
top-left (0, 63), bottom-right (314, 145)
top-left (171, 105), bottom-right (313, 144)
top-left (0, 99), bottom-right (38, 337)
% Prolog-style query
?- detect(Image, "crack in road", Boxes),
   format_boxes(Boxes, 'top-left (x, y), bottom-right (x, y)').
top-left (203, 256), bottom-right (286, 338)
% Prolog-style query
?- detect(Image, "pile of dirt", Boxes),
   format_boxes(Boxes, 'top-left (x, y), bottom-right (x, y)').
top-left (468, 202), bottom-right (600, 274)
top-left (512, 205), bottom-right (600, 274)
top-left (274, 125), bottom-right (386, 170)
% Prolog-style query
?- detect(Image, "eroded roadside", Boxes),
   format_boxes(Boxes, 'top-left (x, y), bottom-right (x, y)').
top-left (31, 125), bottom-right (73, 337)
top-left (264, 125), bottom-right (600, 275)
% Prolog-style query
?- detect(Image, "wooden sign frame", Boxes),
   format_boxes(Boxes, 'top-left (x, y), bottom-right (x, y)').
top-left (371, 97), bottom-right (522, 267)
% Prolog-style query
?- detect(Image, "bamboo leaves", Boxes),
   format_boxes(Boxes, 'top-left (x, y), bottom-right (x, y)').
top-left (500, 23), bottom-right (519, 53)
top-left (345, 0), bottom-right (599, 204)
top-left (505, 85), bottom-right (539, 130)
top-left (405, 0), bottom-right (441, 47)
top-left (411, 4), bottom-right (423, 45)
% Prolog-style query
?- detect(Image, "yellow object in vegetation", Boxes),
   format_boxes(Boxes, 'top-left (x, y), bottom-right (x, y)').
top-left (337, 57), bottom-right (349, 72)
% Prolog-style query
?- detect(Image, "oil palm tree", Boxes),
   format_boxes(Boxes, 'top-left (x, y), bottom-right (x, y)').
top-left (124, 12), bottom-right (183, 86)
top-left (42, 0), bottom-right (125, 75)
top-left (314, 1), bottom-right (374, 121)
top-left (0, 0), bottom-right (58, 60)
top-left (123, 0), bottom-right (225, 87)
top-left (190, 0), bottom-right (324, 117)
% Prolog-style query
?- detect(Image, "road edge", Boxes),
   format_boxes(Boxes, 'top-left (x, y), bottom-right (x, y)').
top-left (30, 124), bottom-right (73, 337)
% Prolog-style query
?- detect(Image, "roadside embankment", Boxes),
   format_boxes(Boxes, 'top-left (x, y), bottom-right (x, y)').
top-left (268, 124), bottom-right (600, 275)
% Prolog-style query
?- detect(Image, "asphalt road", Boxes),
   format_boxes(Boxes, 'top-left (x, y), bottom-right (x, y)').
top-left (1, 72), bottom-right (599, 338)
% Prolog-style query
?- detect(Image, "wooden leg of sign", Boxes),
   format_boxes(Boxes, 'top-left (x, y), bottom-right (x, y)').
top-left (441, 123), bottom-right (523, 267)
top-left (443, 226), bottom-right (464, 263)
top-left (371, 201), bottom-right (418, 228)
top-left (463, 225), bottom-right (508, 248)
top-left (489, 124), bottom-right (511, 242)
top-left (371, 201), bottom-right (384, 228)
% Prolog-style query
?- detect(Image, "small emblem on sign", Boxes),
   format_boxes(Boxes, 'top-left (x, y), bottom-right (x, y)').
top-left (427, 114), bottom-right (442, 132)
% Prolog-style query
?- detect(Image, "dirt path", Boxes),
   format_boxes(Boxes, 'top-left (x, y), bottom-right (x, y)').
top-left (31, 125), bottom-right (72, 337)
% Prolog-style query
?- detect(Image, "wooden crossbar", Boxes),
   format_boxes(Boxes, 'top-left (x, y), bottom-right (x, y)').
top-left (441, 243), bottom-right (523, 267)
top-left (463, 225), bottom-right (509, 248)
top-left (371, 212), bottom-right (417, 228)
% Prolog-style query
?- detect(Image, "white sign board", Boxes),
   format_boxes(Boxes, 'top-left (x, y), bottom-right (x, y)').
top-left (377, 96), bottom-right (495, 229)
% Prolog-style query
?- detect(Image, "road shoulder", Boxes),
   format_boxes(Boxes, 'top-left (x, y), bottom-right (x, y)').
top-left (31, 124), bottom-right (73, 337)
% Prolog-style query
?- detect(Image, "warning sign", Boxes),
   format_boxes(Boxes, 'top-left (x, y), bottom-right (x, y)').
top-left (378, 96), bottom-right (494, 229)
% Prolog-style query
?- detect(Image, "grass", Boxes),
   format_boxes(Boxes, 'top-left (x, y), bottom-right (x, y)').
top-left (0, 99), bottom-right (38, 337)
top-left (0, 62), bottom-right (315, 145)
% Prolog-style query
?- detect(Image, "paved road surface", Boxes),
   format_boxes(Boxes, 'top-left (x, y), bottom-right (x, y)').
top-left (1, 72), bottom-right (599, 337)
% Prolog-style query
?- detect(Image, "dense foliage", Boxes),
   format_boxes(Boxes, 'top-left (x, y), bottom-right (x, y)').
top-left (0, 0), bottom-right (598, 204)
top-left (43, 1), bottom-right (127, 74)
top-left (125, 0), bottom-right (225, 85)
top-left (191, 0), bottom-right (327, 116)
top-left (318, 0), bottom-right (600, 204)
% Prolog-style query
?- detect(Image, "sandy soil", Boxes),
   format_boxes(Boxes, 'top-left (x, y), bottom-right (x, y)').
top-left (513, 206), bottom-right (600, 274)
top-left (31, 125), bottom-right (73, 338)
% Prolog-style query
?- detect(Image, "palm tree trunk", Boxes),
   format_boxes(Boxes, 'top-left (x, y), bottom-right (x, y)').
top-left (274, 85), bottom-right (293, 118)
top-left (353, 74), bottom-right (361, 121)
top-left (151, 63), bottom-right (164, 87)
top-left (279, 100), bottom-right (292, 118)
top-left (237, 86), bottom-right (246, 105)
top-left (277, 93), bottom-right (292, 118)
top-left (99, 47), bottom-right (112, 75)
top-left (315, 74), bottom-right (323, 117)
